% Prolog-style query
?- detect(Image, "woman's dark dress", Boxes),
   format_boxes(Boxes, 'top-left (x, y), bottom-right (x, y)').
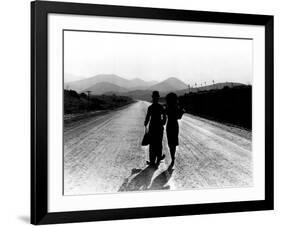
top-left (166, 107), bottom-right (184, 147)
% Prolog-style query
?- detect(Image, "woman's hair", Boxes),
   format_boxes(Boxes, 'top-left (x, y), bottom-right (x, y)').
top-left (166, 92), bottom-right (178, 106)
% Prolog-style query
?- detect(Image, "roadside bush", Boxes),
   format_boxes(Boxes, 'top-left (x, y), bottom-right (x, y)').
top-left (178, 86), bottom-right (252, 129)
top-left (64, 90), bottom-right (133, 114)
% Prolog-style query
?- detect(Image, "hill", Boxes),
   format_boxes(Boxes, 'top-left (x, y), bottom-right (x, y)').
top-left (65, 74), bottom-right (158, 92)
top-left (65, 73), bottom-right (247, 100)
top-left (173, 82), bottom-right (245, 96)
top-left (64, 89), bottom-right (133, 114)
top-left (129, 78), bottom-right (158, 89)
top-left (148, 77), bottom-right (188, 92)
top-left (82, 82), bottom-right (129, 95)
top-left (65, 74), bottom-right (132, 92)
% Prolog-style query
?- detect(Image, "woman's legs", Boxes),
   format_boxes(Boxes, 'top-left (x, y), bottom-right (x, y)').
top-left (166, 123), bottom-right (178, 167)
top-left (169, 145), bottom-right (176, 166)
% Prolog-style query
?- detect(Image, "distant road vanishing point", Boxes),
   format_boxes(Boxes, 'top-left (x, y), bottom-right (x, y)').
top-left (64, 101), bottom-right (252, 195)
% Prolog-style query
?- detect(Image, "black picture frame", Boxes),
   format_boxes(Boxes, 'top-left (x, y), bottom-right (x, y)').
top-left (31, 1), bottom-right (274, 224)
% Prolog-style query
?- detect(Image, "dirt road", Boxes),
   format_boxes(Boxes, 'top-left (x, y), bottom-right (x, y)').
top-left (64, 101), bottom-right (252, 195)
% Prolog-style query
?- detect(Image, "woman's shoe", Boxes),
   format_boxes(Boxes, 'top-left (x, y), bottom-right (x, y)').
top-left (156, 154), bottom-right (165, 165)
top-left (169, 160), bottom-right (175, 169)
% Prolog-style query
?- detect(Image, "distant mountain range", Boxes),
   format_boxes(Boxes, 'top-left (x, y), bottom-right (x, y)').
top-left (65, 74), bottom-right (246, 100)
top-left (82, 82), bottom-right (130, 95)
top-left (65, 74), bottom-right (158, 93)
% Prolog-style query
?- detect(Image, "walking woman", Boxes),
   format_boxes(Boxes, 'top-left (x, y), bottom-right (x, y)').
top-left (165, 93), bottom-right (185, 167)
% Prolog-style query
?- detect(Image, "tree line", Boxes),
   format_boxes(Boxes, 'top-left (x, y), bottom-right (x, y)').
top-left (64, 89), bottom-right (133, 114)
top-left (178, 85), bottom-right (252, 129)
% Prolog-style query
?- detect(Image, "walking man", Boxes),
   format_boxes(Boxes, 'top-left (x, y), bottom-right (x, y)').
top-left (144, 91), bottom-right (166, 167)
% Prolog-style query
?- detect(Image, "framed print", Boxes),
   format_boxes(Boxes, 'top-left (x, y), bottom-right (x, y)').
top-left (31, 1), bottom-right (274, 224)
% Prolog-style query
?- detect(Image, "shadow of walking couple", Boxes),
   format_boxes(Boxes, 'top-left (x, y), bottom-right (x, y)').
top-left (118, 166), bottom-right (174, 192)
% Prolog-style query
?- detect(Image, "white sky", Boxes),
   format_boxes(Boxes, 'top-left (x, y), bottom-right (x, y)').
top-left (64, 31), bottom-right (252, 85)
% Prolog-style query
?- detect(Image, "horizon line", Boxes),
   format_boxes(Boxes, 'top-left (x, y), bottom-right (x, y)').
top-left (64, 73), bottom-right (251, 87)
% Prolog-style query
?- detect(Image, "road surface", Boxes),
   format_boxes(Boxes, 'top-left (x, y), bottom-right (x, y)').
top-left (64, 101), bottom-right (252, 195)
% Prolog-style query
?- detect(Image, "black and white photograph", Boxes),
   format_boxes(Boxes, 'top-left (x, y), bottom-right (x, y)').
top-left (29, 1), bottom-right (274, 224)
top-left (63, 30), bottom-right (253, 196)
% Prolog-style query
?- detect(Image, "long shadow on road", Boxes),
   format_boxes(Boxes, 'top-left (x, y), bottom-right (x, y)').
top-left (118, 166), bottom-right (156, 191)
top-left (118, 165), bottom-right (174, 192)
top-left (149, 167), bottom-right (174, 190)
